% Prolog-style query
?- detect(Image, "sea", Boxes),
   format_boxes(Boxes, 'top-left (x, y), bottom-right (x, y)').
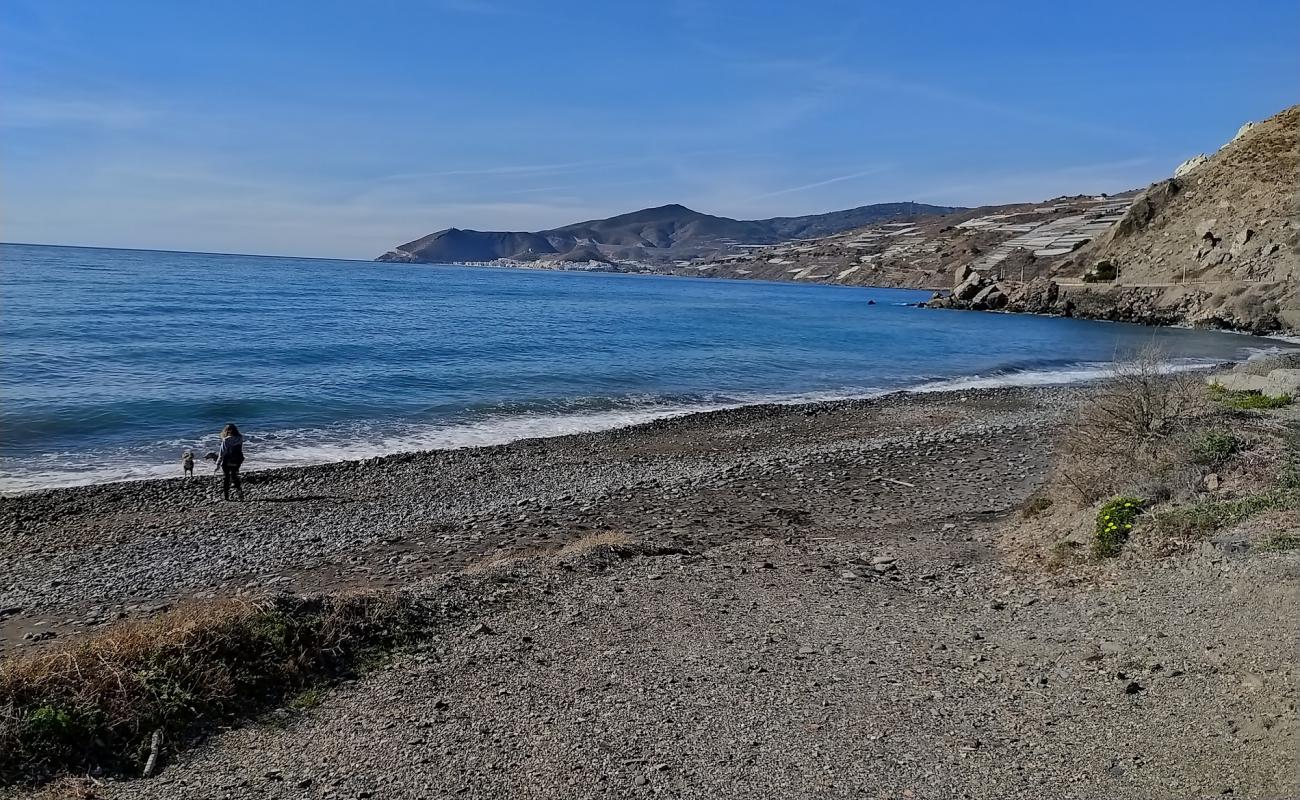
top-left (1, 243), bottom-right (1290, 493)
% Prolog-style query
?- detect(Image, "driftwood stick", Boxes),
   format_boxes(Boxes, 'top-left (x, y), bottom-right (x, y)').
top-left (879, 477), bottom-right (916, 488)
top-left (142, 729), bottom-right (163, 777)
top-left (868, 474), bottom-right (916, 488)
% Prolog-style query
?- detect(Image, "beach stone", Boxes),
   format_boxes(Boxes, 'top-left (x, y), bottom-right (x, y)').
top-left (1262, 369), bottom-right (1300, 397)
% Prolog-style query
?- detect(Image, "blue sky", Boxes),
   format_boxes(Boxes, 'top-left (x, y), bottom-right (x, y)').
top-left (2, 1), bottom-right (1296, 259)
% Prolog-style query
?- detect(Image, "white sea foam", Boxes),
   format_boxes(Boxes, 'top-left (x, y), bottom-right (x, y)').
top-left (907, 357), bottom-right (1222, 393)
top-left (0, 356), bottom-right (1234, 494)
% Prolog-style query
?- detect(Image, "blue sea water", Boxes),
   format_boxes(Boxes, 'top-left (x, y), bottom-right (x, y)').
top-left (0, 243), bottom-right (1288, 492)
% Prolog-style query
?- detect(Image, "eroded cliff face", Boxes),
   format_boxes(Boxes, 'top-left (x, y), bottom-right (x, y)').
top-left (928, 105), bottom-right (1299, 335)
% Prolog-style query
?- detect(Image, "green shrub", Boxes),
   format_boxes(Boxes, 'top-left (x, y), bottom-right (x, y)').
top-left (1190, 430), bottom-right (1240, 467)
top-left (1207, 383), bottom-right (1293, 410)
top-left (288, 686), bottom-right (326, 711)
top-left (23, 705), bottom-right (91, 744)
top-left (1093, 497), bottom-right (1145, 558)
top-left (1146, 490), bottom-right (1300, 541)
top-left (1261, 533), bottom-right (1300, 552)
top-left (1229, 393), bottom-right (1292, 410)
top-left (1082, 261), bottom-right (1118, 282)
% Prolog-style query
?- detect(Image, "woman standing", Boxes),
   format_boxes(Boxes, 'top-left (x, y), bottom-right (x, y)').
top-left (216, 423), bottom-right (246, 501)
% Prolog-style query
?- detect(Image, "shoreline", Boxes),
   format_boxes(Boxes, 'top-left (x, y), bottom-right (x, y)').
top-left (0, 351), bottom-right (1262, 497)
top-left (4, 377), bottom-right (1295, 798)
top-left (4, 382), bottom-right (1048, 499)
top-left (1, 383), bottom-right (1075, 654)
top-left (926, 300), bottom-right (1300, 340)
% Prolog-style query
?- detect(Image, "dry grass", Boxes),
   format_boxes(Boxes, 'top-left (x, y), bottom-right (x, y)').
top-left (0, 592), bottom-right (425, 786)
top-left (1006, 348), bottom-right (1299, 568)
top-left (1144, 490), bottom-right (1298, 548)
top-left (465, 531), bottom-right (641, 575)
top-left (24, 776), bottom-right (100, 800)
top-left (555, 530), bottom-right (637, 558)
top-left (1055, 347), bottom-right (1210, 505)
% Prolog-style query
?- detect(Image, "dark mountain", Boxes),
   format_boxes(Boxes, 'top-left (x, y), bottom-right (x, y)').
top-left (756, 202), bottom-right (963, 240)
top-left (377, 202), bottom-right (963, 265)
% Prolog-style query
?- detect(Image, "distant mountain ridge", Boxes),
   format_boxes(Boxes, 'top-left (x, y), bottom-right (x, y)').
top-left (376, 202), bottom-right (963, 265)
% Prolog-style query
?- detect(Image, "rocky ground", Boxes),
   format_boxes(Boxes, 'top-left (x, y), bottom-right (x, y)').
top-left (3, 385), bottom-right (1297, 799)
top-left (0, 387), bottom-right (1056, 653)
top-left (87, 532), bottom-right (1298, 800)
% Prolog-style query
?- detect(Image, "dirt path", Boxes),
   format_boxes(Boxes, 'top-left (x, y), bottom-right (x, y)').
top-left (75, 518), bottom-right (1300, 799)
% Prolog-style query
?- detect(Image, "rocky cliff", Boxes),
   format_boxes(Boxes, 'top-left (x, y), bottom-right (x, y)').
top-left (928, 105), bottom-right (1299, 334)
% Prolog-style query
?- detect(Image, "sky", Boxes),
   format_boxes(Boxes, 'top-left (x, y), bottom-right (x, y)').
top-left (2, 1), bottom-right (1297, 260)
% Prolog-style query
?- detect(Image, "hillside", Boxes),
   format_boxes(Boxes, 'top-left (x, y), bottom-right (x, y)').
top-left (676, 194), bottom-right (1136, 289)
top-left (376, 202), bottom-right (962, 266)
top-left (1048, 104), bottom-right (1299, 332)
top-left (928, 105), bottom-right (1299, 334)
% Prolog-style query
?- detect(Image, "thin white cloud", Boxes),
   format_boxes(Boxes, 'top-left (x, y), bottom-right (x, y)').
top-left (746, 165), bottom-right (894, 201)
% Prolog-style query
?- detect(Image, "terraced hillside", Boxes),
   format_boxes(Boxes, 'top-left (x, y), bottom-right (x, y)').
top-left (672, 195), bottom-right (1136, 290)
top-left (928, 104), bottom-right (1299, 334)
top-left (377, 202), bottom-right (961, 267)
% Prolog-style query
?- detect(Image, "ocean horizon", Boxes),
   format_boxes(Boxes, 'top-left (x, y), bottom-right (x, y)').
top-left (0, 242), bottom-right (1289, 493)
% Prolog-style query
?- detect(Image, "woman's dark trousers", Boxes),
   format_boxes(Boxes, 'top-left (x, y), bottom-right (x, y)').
top-left (222, 465), bottom-right (244, 501)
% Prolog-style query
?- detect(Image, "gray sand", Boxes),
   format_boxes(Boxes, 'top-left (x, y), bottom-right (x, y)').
top-left (2, 385), bottom-right (1295, 799)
